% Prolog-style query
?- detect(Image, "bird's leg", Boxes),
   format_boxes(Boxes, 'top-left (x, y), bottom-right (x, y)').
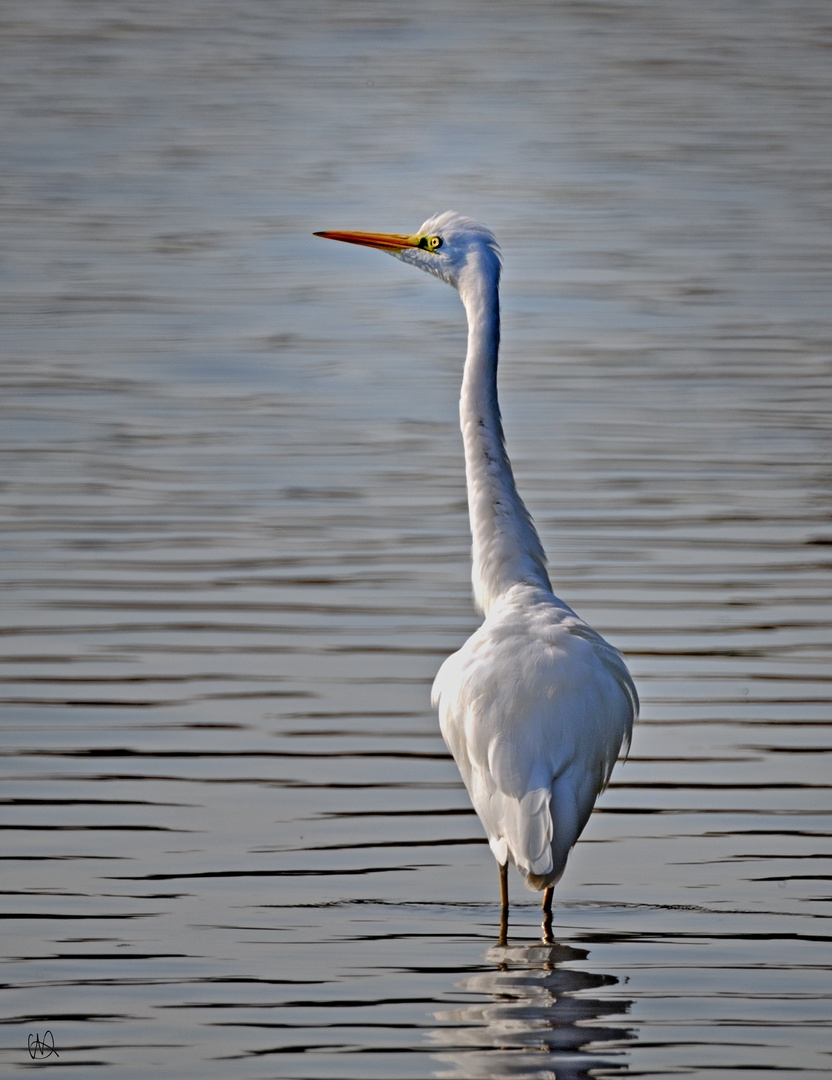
top-left (541, 886), bottom-right (554, 943)
top-left (498, 862), bottom-right (508, 945)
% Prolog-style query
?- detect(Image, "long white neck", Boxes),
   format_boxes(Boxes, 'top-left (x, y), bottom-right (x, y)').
top-left (457, 258), bottom-right (551, 614)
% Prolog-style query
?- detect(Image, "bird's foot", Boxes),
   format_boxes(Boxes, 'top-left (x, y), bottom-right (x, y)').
top-left (541, 886), bottom-right (554, 943)
top-left (498, 905), bottom-right (508, 947)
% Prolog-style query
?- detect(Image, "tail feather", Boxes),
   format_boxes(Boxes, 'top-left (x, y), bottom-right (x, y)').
top-left (483, 786), bottom-right (554, 880)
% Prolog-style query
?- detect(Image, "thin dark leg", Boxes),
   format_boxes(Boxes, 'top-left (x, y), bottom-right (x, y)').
top-left (498, 862), bottom-right (508, 945)
top-left (541, 886), bottom-right (554, 943)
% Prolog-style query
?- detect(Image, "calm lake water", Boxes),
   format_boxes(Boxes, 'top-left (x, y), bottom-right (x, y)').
top-left (1, 1), bottom-right (831, 1077)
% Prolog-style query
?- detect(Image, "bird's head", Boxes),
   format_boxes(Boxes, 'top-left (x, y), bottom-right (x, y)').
top-left (315, 211), bottom-right (501, 294)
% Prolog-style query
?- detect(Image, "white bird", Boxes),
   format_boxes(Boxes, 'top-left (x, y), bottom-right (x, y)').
top-left (315, 212), bottom-right (638, 936)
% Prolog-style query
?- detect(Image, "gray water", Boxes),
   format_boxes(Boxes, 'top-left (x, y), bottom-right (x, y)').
top-left (1, 1), bottom-right (831, 1077)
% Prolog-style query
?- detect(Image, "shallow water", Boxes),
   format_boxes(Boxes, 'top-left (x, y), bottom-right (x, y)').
top-left (1, 1), bottom-right (831, 1077)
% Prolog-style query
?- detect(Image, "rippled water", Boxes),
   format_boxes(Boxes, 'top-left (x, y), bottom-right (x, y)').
top-left (2, 1), bottom-right (831, 1076)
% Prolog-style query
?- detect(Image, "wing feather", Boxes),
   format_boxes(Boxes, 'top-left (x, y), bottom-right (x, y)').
top-left (433, 584), bottom-right (637, 887)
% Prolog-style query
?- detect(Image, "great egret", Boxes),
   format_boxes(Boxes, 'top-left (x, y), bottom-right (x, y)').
top-left (315, 212), bottom-right (638, 937)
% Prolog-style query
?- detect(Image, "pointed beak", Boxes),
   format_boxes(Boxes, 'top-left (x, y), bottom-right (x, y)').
top-left (314, 229), bottom-right (420, 252)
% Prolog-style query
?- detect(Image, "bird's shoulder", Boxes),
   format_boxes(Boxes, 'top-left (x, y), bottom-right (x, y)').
top-left (431, 583), bottom-right (636, 797)
top-left (433, 583), bottom-right (626, 702)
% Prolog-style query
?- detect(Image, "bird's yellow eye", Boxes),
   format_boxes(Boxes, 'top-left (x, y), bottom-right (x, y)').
top-left (418, 235), bottom-right (443, 251)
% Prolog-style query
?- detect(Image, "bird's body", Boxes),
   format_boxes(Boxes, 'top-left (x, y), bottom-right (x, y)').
top-left (433, 582), bottom-right (635, 892)
top-left (316, 213), bottom-right (637, 932)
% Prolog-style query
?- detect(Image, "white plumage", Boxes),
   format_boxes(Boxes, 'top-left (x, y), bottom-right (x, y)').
top-left (433, 582), bottom-right (636, 889)
top-left (315, 212), bottom-right (638, 931)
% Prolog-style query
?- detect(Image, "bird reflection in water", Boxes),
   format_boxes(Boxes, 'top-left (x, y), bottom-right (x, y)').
top-left (430, 940), bottom-right (632, 1079)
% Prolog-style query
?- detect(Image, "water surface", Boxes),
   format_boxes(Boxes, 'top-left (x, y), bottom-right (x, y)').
top-left (1, 1), bottom-right (831, 1077)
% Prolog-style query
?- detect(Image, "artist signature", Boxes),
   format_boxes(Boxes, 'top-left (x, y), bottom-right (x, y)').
top-left (28, 1030), bottom-right (59, 1059)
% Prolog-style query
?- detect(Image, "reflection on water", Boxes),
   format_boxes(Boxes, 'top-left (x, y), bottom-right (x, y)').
top-left (1, 0), bottom-right (831, 1076)
top-left (431, 941), bottom-right (631, 1079)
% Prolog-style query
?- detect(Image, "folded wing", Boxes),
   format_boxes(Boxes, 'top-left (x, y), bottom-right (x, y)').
top-left (432, 585), bottom-right (637, 887)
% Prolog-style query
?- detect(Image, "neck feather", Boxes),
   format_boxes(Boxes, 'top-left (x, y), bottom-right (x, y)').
top-left (457, 260), bottom-right (551, 614)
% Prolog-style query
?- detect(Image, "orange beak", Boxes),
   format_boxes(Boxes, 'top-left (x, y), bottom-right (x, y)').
top-left (314, 229), bottom-right (420, 252)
